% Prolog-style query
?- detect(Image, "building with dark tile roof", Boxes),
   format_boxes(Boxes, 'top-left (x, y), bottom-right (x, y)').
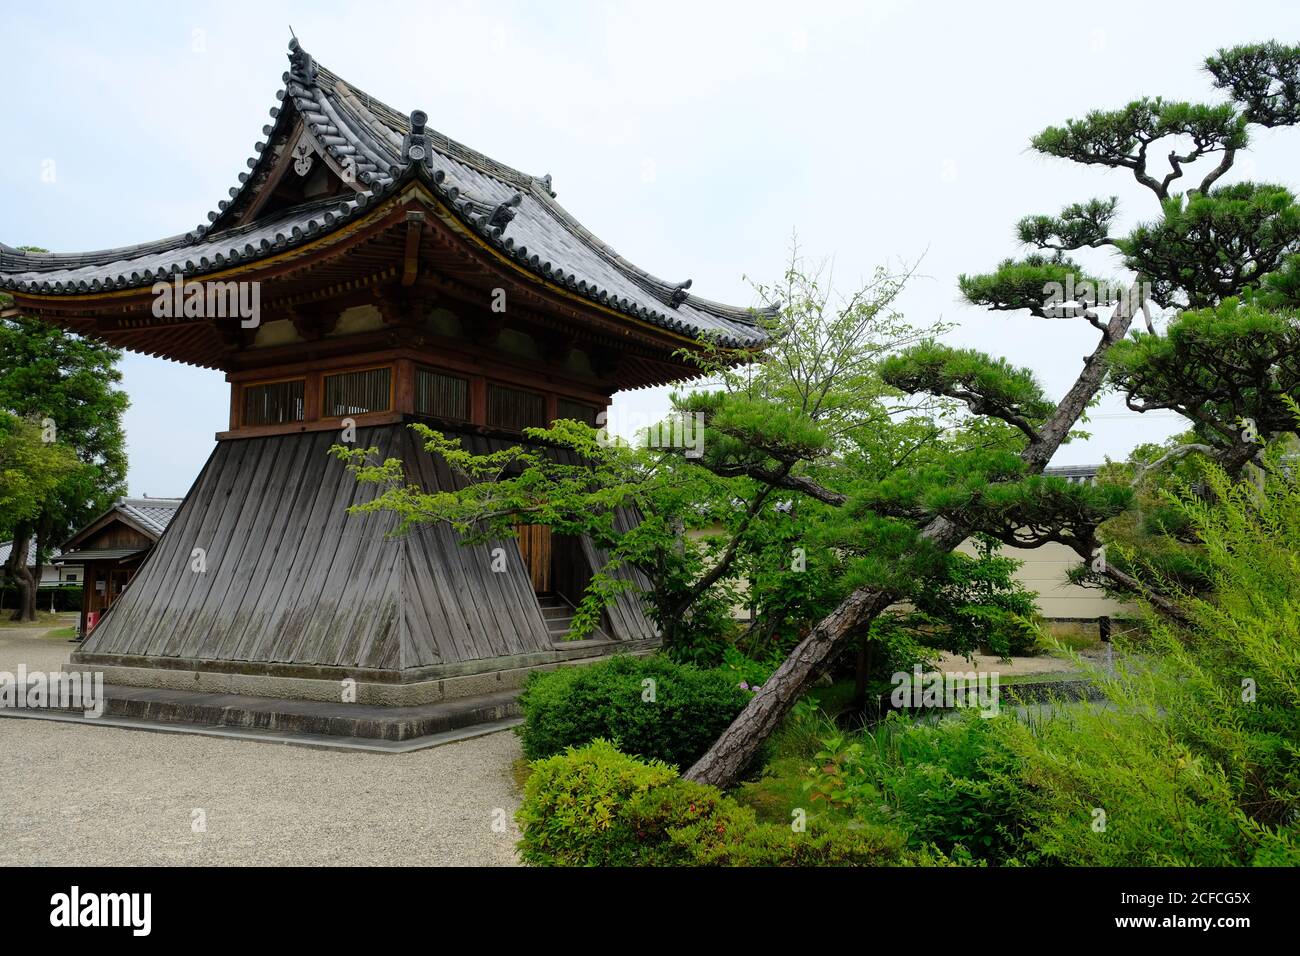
top-left (0, 39), bottom-right (763, 736)
top-left (57, 497), bottom-right (183, 637)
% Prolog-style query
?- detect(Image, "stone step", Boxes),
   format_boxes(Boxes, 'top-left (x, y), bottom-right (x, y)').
top-left (35, 683), bottom-right (524, 742)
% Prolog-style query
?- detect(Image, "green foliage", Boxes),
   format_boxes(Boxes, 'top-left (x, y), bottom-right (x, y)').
top-left (1120, 183), bottom-right (1300, 307)
top-left (1106, 298), bottom-right (1300, 449)
top-left (804, 713), bottom-right (1033, 864)
top-left (1010, 456), bottom-right (1300, 865)
top-left (1256, 251), bottom-right (1300, 307)
top-left (1082, 441), bottom-right (1214, 600)
top-left (0, 314), bottom-right (129, 532)
top-left (881, 341), bottom-right (1055, 438)
top-left (516, 739), bottom-right (904, 866)
top-left (515, 738), bottom-right (683, 866)
top-left (0, 309), bottom-right (129, 619)
top-left (515, 654), bottom-right (751, 769)
top-left (0, 413), bottom-right (80, 535)
top-left (957, 254), bottom-right (1100, 317)
top-left (333, 419), bottom-right (747, 649)
top-left (1030, 97), bottom-right (1247, 185)
top-left (1206, 41), bottom-right (1300, 128)
top-left (1016, 198), bottom-right (1118, 251)
top-left (787, 448), bottom-right (1300, 866)
top-left (892, 538), bottom-right (1042, 659)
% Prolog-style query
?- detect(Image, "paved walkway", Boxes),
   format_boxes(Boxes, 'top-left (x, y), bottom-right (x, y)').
top-left (0, 626), bottom-right (523, 866)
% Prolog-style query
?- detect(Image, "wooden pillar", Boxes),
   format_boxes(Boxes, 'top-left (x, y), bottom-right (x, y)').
top-left (470, 376), bottom-right (487, 426)
top-left (303, 371), bottom-right (322, 423)
top-left (395, 358), bottom-right (415, 414)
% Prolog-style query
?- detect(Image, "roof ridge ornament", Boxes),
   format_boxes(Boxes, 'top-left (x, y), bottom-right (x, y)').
top-left (487, 193), bottom-right (523, 233)
top-left (402, 110), bottom-right (429, 165)
top-left (539, 173), bottom-right (557, 198)
top-left (670, 278), bottom-right (692, 308)
top-left (287, 37), bottom-right (317, 84)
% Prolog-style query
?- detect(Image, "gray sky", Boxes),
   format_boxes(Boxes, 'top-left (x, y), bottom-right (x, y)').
top-left (5, 0), bottom-right (1299, 495)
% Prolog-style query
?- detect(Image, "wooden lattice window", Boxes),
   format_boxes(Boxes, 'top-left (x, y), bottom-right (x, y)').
top-left (243, 379), bottom-right (305, 426)
top-left (414, 367), bottom-right (469, 421)
top-left (487, 384), bottom-right (547, 431)
top-left (323, 367), bottom-right (392, 417)
top-left (556, 398), bottom-right (601, 427)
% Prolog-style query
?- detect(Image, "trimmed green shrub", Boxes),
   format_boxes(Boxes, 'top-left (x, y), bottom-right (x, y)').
top-left (517, 739), bottom-right (904, 867)
top-left (517, 654), bottom-right (751, 769)
top-left (515, 738), bottom-right (682, 866)
top-left (1, 584), bottom-right (82, 613)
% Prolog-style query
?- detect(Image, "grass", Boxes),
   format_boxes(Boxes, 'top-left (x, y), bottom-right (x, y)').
top-left (0, 611), bottom-right (75, 629)
top-left (732, 755), bottom-right (817, 825)
top-left (41, 626), bottom-right (79, 640)
top-left (1041, 621), bottom-right (1107, 652)
top-left (510, 756), bottom-right (532, 793)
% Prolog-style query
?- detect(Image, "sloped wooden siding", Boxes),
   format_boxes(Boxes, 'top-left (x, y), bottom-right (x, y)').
top-left (82, 426), bottom-right (556, 671)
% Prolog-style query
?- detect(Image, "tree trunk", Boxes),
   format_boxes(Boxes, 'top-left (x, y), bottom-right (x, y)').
top-left (3, 525), bottom-right (38, 623)
top-left (685, 305), bottom-right (1137, 789)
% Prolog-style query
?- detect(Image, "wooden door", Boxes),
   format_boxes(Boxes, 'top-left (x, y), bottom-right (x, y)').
top-left (515, 524), bottom-right (552, 593)
top-left (109, 569), bottom-right (132, 605)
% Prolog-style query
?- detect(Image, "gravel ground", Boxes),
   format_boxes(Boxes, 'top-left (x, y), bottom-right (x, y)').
top-left (0, 628), bottom-right (523, 866)
top-left (0, 620), bottom-right (79, 672)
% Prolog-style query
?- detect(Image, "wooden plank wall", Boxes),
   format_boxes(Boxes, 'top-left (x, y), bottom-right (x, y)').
top-left (81, 425), bottom-right (560, 672)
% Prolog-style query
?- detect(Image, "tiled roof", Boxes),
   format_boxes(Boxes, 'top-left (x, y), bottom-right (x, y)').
top-left (117, 497), bottom-right (183, 537)
top-left (0, 539), bottom-right (42, 567)
top-left (1045, 464), bottom-right (1101, 485)
top-left (0, 38), bottom-right (769, 350)
top-left (58, 496), bottom-right (184, 554)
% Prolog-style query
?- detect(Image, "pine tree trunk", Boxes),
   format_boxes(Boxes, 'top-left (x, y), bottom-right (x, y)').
top-left (685, 517), bottom-right (966, 788)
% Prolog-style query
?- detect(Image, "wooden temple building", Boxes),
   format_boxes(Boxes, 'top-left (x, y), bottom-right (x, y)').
top-left (0, 39), bottom-right (765, 739)
top-left (58, 497), bottom-right (183, 639)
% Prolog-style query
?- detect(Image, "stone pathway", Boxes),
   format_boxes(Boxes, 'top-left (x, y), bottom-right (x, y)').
top-left (0, 625), bottom-right (523, 866)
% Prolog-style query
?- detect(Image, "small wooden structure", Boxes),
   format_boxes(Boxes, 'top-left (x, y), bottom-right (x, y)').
top-left (0, 39), bottom-right (766, 702)
top-left (58, 498), bottom-right (181, 637)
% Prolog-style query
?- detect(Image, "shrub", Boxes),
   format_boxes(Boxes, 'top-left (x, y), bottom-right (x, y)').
top-left (805, 713), bottom-right (1034, 863)
top-left (1, 583), bottom-right (81, 613)
top-left (515, 738), bottom-right (682, 866)
top-left (1006, 456), bottom-right (1300, 865)
top-left (517, 740), bottom-right (904, 866)
top-left (517, 654), bottom-right (751, 769)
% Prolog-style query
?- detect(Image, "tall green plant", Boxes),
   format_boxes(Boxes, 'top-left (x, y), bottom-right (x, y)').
top-left (1008, 451), bottom-right (1300, 865)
